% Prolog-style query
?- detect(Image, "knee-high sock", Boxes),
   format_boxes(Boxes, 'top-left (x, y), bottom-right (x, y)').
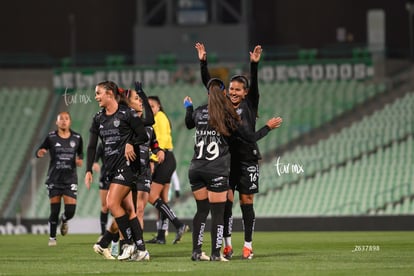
top-left (153, 198), bottom-right (182, 229)
top-left (210, 202), bottom-right (225, 257)
top-left (223, 199), bottom-right (233, 238)
top-left (62, 204), bottom-right (76, 222)
top-left (192, 199), bottom-right (209, 253)
top-left (129, 217), bottom-right (145, 251)
top-left (241, 204), bottom-right (255, 243)
top-left (49, 203), bottom-right (60, 238)
top-left (114, 214), bottom-right (133, 244)
top-left (100, 211), bottom-right (108, 236)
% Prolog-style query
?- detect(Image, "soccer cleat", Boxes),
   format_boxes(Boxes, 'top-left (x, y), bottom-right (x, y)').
top-left (117, 244), bottom-right (135, 261)
top-left (93, 243), bottom-right (115, 260)
top-left (60, 216), bottom-right (68, 236)
top-left (48, 238), bottom-right (57, 246)
top-left (129, 250), bottom-right (150, 261)
top-left (146, 237), bottom-right (166, 244)
top-left (172, 224), bottom-right (189, 244)
top-left (111, 241), bottom-right (119, 257)
top-left (223, 246), bottom-right (233, 260)
top-left (191, 251), bottom-right (210, 261)
top-left (210, 254), bottom-right (229, 262)
top-left (241, 246), bottom-right (254, 260)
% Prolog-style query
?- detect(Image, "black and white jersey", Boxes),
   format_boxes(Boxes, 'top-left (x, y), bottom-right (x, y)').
top-left (89, 104), bottom-right (148, 176)
top-left (37, 130), bottom-right (83, 186)
top-left (201, 60), bottom-right (262, 162)
top-left (139, 125), bottom-right (160, 169)
top-left (185, 104), bottom-right (232, 175)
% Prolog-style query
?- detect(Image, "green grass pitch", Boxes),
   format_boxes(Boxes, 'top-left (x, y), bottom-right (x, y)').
top-left (1, 231), bottom-right (413, 275)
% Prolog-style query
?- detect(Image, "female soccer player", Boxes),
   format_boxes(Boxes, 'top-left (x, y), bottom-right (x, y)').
top-left (36, 111), bottom-right (83, 246)
top-left (85, 80), bottom-right (149, 261)
top-left (195, 42), bottom-right (282, 260)
top-left (185, 78), bottom-right (240, 261)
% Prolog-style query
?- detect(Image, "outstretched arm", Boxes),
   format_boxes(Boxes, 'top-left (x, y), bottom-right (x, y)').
top-left (255, 116), bottom-right (283, 141)
top-left (195, 42), bottom-right (211, 88)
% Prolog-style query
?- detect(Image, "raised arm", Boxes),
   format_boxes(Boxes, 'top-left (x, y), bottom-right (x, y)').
top-left (135, 81), bottom-right (154, 126)
top-left (195, 42), bottom-right (211, 88)
top-left (184, 96), bottom-right (195, 129)
top-left (247, 45), bottom-right (263, 112)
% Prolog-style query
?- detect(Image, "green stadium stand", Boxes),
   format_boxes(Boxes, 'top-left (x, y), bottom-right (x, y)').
top-left (0, 87), bottom-right (50, 210)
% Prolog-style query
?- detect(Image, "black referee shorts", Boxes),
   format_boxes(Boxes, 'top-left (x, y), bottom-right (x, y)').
top-left (152, 150), bottom-right (176, 185)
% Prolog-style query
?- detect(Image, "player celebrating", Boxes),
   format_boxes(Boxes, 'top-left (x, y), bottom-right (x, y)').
top-left (185, 78), bottom-right (240, 261)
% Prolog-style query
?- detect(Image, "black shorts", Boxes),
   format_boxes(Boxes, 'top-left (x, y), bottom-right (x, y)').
top-left (135, 166), bottom-right (151, 193)
top-left (230, 160), bottom-right (259, 194)
top-left (107, 165), bottom-right (137, 188)
top-left (188, 168), bottom-right (229, 193)
top-left (152, 151), bottom-right (176, 185)
top-left (46, 183), bottom-right (77, 199)
top-left (99, 174), bottom-right (110, 190)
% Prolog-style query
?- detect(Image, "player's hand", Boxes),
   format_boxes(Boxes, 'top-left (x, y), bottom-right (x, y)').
top-left (156, 150), bottom-right (165, 163)
top-left (76, 157), bottom-right (83, 167)
top-left (250, 45), bottom-right (263, 63)
top-left (195, 42), bottom-right (207, 61)
top-left (92, 162), bottom-right (101, 173)
top-left (37, 148), bottom-right (47, 158)
top-left (266, 117), bottom-right (283, 129)
top-left (85, 172), bottom-right (93, 190)
top-left (125, 143), bottom-right (136, 162)
top-left (183, 96), bottom-right (193, 108)
top-left (135, 81), bottom-right (143, 93)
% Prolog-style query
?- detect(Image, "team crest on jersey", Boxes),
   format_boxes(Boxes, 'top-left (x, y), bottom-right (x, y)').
top-left (236, 108), bottom-right (243, 115)
top-left (70, 140), bottom-right (76, 148)
top-left (113, 118), bottom-right (120, 127)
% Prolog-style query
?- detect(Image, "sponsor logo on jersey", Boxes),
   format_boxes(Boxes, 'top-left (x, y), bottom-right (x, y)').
top-left (99, 124), bottom-right (104, 129)
top-left (247, 166), bottom-right (257, 173)
top-left (55, 142), bottom-right (62, 147)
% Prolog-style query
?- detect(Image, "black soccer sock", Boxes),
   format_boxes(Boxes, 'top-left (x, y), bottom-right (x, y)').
top-left (49, 203), bottom-right (61, 238)
top-left (112, 231), bottom-right (120, 242)
top-left (114, 214), bottom-right (133, 244)
top-left (97, 230), bottom-right (113, 248)
top-left (223, 199), bottom-right (233, 238)
top-left (100, 211), bottom-right (108, 236)
top-left (129, 217), bottom-right (146, 251)
top-left (210, 202), bottom-right (225, 257)
top-left (62, 204), bottom-right (76, 221)
top-left (157, 213), bottom-right (167, 240)
top-left (241, 204), bottom-right (255, 243)
top-left (192, 199), bottom-right (209, 253)
top-left (153, 198), bottom-right (182, 229)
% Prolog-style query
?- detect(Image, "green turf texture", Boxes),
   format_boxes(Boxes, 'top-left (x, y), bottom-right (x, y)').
top-left (1, 231), bottom-right (413, 275)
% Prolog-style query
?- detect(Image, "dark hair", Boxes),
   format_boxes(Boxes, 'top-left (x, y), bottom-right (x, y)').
top-left (97, 80), bottom-right (121, 101)
top-left (207, 78), bottom-right (225, 92)
top-left (148, 95), bottom-right (165, 112)
top-left (207, 79), bottom-right (240, 136)
top-left (118, 88), bottom-right (132, 106)
top-left (230, 75), bottom-right (249, 89)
